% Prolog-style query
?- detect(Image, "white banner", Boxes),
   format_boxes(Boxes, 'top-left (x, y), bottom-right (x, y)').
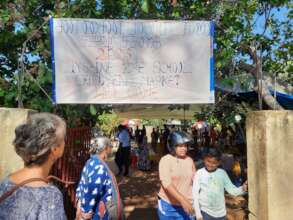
top-left (50, 18), bottom-right (214, 104)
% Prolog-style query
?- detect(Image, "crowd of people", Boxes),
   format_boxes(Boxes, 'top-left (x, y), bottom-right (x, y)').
top-left (0, 113), bottom-right (248, 220)
top-left (114, 123), bottom-right (248, 220)
top-left (157, 131), bottom-right (247, 220)
top-left (190, 125), bottom-right (246, 153)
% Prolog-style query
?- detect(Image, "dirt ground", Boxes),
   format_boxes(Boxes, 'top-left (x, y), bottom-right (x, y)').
top-left (118, 169), bottom-right (160, 220)
top-left (117, 168), bottom-right (247, 220)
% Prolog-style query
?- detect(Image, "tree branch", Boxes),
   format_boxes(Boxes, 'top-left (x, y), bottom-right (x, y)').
top-left (237, 61), bottom-right (285, 110)
top-left (0, 76), bottom-right (9, 89)
top-left (261, 4), bottom-right (272, 36)
top-left (238, 61), bottom-right (257, 76)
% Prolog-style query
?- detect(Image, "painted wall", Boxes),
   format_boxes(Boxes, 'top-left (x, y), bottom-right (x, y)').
top-left (0, 108), bottom-right (35, 180)
top-left (246, 111), bottom-right (293, 220)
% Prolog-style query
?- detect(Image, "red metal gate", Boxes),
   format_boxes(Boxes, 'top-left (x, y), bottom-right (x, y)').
top-left (51, 127), bottom-right (91, 220)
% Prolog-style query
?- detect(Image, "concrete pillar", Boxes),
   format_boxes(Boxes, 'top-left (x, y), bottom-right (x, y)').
top-left (0, 108), bottom-right (35, 180)
top-left (246, 111), bottom-right (293, 220)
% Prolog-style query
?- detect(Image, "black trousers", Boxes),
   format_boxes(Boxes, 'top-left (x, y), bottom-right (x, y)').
top-left (118, 147), bottom-right (131, 175)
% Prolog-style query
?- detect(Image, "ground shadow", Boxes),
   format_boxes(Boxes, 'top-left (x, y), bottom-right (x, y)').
top-left (118, 168), bottom-right (160, 219)
top-left (126, 207), bottom-right (159, 220)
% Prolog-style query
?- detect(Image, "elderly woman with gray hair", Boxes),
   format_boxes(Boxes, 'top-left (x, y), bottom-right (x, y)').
top-left (0, 113), bottom-right (67, 219)
top-left (76, 136), bottom-right (124, 220)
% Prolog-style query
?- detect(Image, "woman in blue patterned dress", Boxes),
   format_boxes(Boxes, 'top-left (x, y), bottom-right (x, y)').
top-left (0, 113), bottom-right (67, 220)
top-left (76, 136), bottom-right (123, 220)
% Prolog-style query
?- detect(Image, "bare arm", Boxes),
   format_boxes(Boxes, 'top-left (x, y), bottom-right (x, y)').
top-left (192, 174), bottom-right (203, 219)
top-left (163, 184), bottom-right (186, 204)
top-left (75, 200), bottom-right (93, 220)
top-left (223, 170), bottom-right (245, 196)
top-left (159, 156), bottom-right (194, 215)
top-left (163, 183), bottom-right (194, 215)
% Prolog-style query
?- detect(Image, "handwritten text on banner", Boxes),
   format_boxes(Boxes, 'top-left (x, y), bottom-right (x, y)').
top-left (51, 19), bottom-right (214, 104)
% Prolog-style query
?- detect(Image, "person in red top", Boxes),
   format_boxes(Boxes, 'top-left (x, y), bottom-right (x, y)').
top-left (157, 131), bottom-right (196, 220)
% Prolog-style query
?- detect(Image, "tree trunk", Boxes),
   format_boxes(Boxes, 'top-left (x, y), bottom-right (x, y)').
top-left (239, 61), bottom-right (284, 110)
top-left (260, 80), bottom-right (284, 110)
top-left (238, 43), bottom-right (285, 110)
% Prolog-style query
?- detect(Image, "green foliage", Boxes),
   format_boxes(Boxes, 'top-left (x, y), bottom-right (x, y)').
top-left (0, 0), bottom-right (292, 125)
top-left (97, 111), bottom-right (119, 137)
top-left (55, 104), bottom-right (111, 127)
top-left (90, 105), bottom-right (97, 116)
top-left (0, 0), bottom-right (113, 125)
top-left (194, 92), bottom-right (257, 128)
top-left (142, 119), bottom-right (164, 127)
top-left (141, 0), bottom-right (149, 13)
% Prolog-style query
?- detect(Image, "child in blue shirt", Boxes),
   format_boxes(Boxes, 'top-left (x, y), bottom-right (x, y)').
top-left (192, 148), bottom-right (247, 220)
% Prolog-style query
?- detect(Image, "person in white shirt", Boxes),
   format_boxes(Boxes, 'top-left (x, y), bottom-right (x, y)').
top-left (192, 148), bottom-right (247, 220)
top-left (116, 125), bottom-right (131, 176)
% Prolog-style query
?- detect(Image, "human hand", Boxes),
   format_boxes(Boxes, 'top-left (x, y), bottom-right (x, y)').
top-left (77, 211), bottom-right (93, 220)
top-left (181, 199), bottom-right (194, 215)
top-left (242, 180), bottom-right (248, 191)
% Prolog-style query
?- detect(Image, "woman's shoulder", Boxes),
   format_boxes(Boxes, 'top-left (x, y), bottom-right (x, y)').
top-left (46, 183), bottom-right (63, 195)
top-left (0, 178), bottom-right (65, 220)
top-left (160, 155), bottom-right (193, 162)
top-left (159, 155), bottom-right (175, 167)
top-left (33, 184), bottom-right (64, 204)
top-left (0, 177), bottom-right (12, 195)
top-left (84, 155), bottom-right (103, 168)
top-left (159, 154), bottom-right (174, 162)
top-left (0, 177), bottom-right (62, 192)
top-left (0, 177), bottom-right (63, 204)
top-left (185, 156), bottom-right (194, 163)
top-left (85, 156), bottom-right (111, 176)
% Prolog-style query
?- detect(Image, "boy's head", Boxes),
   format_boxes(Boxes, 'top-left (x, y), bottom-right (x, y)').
top-left (203, 148), bottom-right (222, 172)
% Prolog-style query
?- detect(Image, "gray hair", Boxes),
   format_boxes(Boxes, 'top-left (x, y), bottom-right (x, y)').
top-left (13, 113), bottom-right (66, 166)
top-left (89, 136), bottom-right (112, 155)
